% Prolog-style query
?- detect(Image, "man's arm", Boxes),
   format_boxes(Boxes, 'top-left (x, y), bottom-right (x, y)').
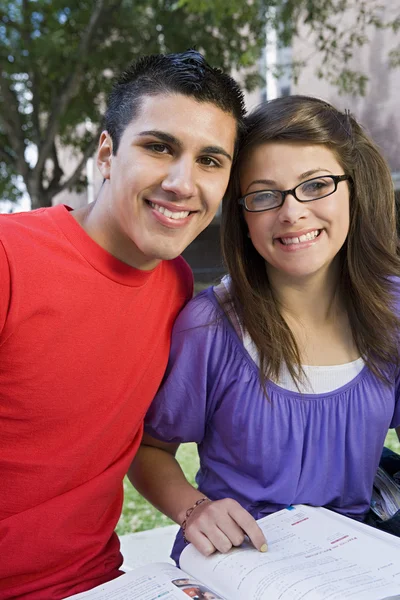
top-left (396, 426), bottom-right (400, 443)
top-left (128, 432), bottom-right (267, 556)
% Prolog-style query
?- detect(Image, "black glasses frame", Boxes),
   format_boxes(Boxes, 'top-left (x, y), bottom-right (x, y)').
top-left (238, 174), bottom-right (351, 213)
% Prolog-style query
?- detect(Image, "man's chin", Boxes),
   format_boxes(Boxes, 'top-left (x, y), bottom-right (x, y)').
top-left (142, 229), bottom-right (204, 263)
top-left (156, 248), bottom-right (186, 262)
top-left (143, 244), bottom-right (186, 264)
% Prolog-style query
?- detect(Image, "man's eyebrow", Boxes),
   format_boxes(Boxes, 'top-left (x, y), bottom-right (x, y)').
top-left (138, 130), bottom-right (182, 147)
top-left (137, 130), bottom-right (232, 162)
top-left (201, 146), bottom-right (232, 162)
top-left (245, 169), bottom-right (333, 192)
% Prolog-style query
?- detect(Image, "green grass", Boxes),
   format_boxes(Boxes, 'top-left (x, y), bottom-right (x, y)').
top-left (117, 443), bottom-right (199, 535)
top-left (385, 428), bottom-right (400, 453)
top-left (117, 432), bottom-right (400, 536)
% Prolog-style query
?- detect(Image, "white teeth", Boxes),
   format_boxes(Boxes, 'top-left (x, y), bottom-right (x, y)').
top-left (149, 201), bottom-right (190, 220)
top-left (281, 230), bottom-right (320, 245)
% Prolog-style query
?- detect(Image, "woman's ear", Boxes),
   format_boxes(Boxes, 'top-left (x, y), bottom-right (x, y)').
top-left (96, 131), bottom-right (113, 180)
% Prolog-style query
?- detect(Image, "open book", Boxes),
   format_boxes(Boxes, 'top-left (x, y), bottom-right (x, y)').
top-left (66, 505), bottom-right (400, 600)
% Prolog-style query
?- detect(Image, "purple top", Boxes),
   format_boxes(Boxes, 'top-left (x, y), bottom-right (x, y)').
top-left (145, 286), bottom-right (400, 563)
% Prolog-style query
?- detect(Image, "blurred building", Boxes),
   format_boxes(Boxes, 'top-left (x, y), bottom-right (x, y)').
top-left (290, 12), bottom-right (400, 200)
top-left (52, 11), bottom-right (400, 282)
top-left (186, 8), bottom-right (400, 282)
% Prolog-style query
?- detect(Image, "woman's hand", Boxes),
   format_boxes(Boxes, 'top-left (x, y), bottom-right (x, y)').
top-left (183, 498), bottom-right (268, 556)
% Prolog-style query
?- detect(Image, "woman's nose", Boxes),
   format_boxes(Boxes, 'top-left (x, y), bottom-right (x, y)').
top-left (277, 193), bottom-right (309, 224)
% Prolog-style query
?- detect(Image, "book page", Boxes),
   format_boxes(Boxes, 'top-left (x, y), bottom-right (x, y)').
top-left (119, 524), bottom-right (179, 571)
top-left (64, 562), bottom-right (226, 600)
top-left (180, 505), bottom-right (400, 600)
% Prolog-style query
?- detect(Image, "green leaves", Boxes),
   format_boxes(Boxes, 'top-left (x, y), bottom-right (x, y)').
top-left (389, 45), bottom-right (400, 68)
top-left (0, 0), bottom-right (398, 207)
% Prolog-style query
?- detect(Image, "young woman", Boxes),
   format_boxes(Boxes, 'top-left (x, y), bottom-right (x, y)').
top-left (129, 95), bottom-right (400, 564)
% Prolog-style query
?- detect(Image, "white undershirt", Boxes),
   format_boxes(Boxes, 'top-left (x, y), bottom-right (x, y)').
top-left (243, 331), bottom-right (365, 394)
top-left (218, 275), bottom-right (365, 394)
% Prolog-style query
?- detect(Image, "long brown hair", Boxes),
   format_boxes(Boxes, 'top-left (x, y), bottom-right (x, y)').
top-left (221, 95), bottom-right (400, 386)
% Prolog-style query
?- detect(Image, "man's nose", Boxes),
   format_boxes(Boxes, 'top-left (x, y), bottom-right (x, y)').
top-left (161, 158), bottom-right (196, 199)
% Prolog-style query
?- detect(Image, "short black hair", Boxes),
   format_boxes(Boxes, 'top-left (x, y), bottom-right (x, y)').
top-left (104, 49), bottom-right (246, 155)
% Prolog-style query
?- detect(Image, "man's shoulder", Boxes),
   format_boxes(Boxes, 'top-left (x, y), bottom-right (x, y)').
top-left (0, 206), bottom-right (58, 236)
top-left (168, 255), bottom-right (192, 280)
top-left (161, 255), bottom-right (194, 300)
top-left (0, 206), bottom-right (50, 221)
top-left (0, 206), bottom-right (75, 280)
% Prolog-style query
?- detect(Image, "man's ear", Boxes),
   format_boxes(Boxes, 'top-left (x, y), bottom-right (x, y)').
top-left (97, 131), bottom-right (113, 179)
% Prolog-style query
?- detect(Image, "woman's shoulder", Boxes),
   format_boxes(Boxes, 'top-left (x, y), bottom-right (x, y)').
top-left (168, 284), bottom-right (253, 376)
top-left (388, 276), bottom-right (400, 316)
top-left (172, 285), bottom-right (224, 334)
top-left (390, 276), bottom-right (400, 294)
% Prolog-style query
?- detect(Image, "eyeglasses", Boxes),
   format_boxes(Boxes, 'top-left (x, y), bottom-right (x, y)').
top-left (239, 174), bottom-right (351, 213)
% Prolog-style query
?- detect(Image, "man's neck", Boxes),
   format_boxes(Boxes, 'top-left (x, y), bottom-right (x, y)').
top-left (71, 188), bottom-right (160, 271)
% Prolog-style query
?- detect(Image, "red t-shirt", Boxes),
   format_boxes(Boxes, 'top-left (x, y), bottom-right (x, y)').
top-left (0, 205), bottom-right (193, 599)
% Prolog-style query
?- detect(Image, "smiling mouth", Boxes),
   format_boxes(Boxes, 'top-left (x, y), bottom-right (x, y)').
top-left (278, 229), bottom-right (322, 245)
top-left (147, 200), bottom-right (192, 220)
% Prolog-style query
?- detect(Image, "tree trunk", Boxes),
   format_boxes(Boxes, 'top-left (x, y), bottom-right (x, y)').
top-left (28, 187), bottom-right (53, 210)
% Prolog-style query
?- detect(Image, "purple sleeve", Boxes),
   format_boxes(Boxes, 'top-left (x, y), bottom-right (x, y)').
top-left (144, 289), bottom-right (227, 443)
top-left (390, 277), bottom-right (400, 428)
top-left (391, 369), bottom-right (400, 428)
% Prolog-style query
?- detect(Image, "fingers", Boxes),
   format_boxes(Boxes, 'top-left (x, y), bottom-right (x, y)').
top-left (201, 512), bottom-right (246, 554)
top-left (228, 501), bottom-right (268, 552)
top-left (184, 498), bottom-right (267, 556)
top-left (188, 529), bottom-right (217, 556)
top-left (186, 513), bottom-right (243, 555)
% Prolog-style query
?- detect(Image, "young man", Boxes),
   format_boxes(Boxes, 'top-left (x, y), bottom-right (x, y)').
top-left (0, 50), bottom-right (244, 599)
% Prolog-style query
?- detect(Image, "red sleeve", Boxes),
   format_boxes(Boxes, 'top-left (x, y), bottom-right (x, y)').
top-left (0, 239), bottom-right (11, 336)
top-left (180, 256), bottom-right (194, 303)
top-left (184, 262), bottom-right (194, 302)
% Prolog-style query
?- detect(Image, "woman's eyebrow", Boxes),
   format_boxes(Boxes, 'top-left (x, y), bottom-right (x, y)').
top-left (245, 169), bottom-right (334, 193)
top-left (299, 168), bottom-right (333, 179)
top-left (245, 179), bottom-right (275, 192)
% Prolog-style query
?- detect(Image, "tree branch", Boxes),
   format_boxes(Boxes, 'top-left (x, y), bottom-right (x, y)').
top-left (47, 127), bottom-right (102, 198)
top-left (0, 86), bottom-right (29, 180)
top-left (51, 142), bottom-right (64, 181)
top-left (21, 0), bottom-right (31, 46)
top-left (33, 0), bottom-right (116, 178)
top-left (21, 0), bottom-right (41, 146)
top-left (43, 141), bottom-right (64, 192)
top-left (29, 72), bottom-right (42, 146)
top-left (0, 145), bottom-right (16, 165)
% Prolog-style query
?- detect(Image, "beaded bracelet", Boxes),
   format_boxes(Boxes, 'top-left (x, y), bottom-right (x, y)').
top-left (181, 497), bottom-right (210, 543)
